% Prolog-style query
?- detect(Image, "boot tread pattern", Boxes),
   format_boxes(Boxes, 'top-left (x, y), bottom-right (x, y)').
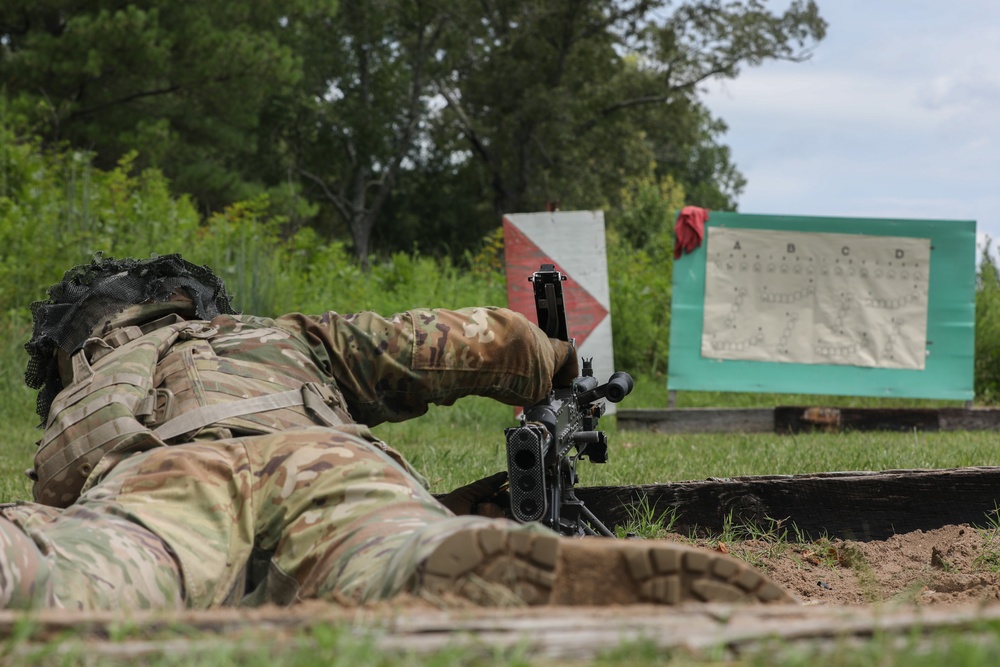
top-left (417, 528), bottom-right (795, 606)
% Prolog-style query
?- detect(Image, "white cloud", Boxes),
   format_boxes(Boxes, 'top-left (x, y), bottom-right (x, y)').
top-left (699, 1), bottom-right (1000, 258)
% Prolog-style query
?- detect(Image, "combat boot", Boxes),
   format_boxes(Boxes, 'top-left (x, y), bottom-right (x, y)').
top-left (413, 526), bottom-right (794, 606)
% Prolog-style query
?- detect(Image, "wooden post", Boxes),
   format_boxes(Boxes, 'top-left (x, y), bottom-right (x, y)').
top-left (576, 467), bottom-right (1000, 541)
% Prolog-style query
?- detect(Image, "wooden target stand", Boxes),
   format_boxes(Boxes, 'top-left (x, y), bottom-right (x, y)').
top-left (575, 406), bottom-right (1000, 541)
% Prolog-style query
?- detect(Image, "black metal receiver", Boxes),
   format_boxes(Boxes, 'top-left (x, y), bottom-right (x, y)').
top-left (504, 264), bottom-right (634, 536)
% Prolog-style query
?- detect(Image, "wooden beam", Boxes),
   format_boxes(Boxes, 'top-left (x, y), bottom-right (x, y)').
top-left (617, 407), bottom-right (1000, 434)
top-left (774, 406), bottom-right (940, 433)
top-left (940, 407), bottom-right (1000, 431)
top-left (576, 467), bottom-right (1000, 541)
top-left (9, 604), bottom-right (1000, 661)
top-left (616, 408), bottom-right (774, 433)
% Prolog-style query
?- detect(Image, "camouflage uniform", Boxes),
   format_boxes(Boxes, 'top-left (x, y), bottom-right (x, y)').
top-left (1, 306), bottom-right (563, 610)
top-left (2, 254), bottom-right (795, 611)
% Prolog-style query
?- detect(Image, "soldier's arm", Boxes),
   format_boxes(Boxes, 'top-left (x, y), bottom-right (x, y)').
top-left (277, 307), bottom-right (574, 426)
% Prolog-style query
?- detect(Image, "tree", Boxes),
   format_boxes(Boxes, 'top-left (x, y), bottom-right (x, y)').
top-left (2, 1), bottom-right (827, 266)
top-left (976, 240), bottom-right (1000, 401)
top-left (430, 0), bottom-right (826, 217)
top-left (267, 0), bottom-right (451, 268)
top-left (0, 1), bottom-right (331, 210)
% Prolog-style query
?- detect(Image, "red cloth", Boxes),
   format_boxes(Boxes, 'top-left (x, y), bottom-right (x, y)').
top-left (674, 206), bottom-right (709, 259)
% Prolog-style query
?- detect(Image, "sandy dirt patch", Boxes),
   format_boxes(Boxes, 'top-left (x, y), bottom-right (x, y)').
top-left (715, 523), bottom-right (1000, 606)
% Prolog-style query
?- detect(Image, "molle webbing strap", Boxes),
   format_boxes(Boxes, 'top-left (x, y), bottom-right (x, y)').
top-left (32, 320), bottom-right (194, 507)
top-left (152, 383), bottom-right (344, 442)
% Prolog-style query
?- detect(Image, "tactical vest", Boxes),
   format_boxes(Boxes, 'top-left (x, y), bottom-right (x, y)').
top-left (32, 315), bottom-right (351, 508)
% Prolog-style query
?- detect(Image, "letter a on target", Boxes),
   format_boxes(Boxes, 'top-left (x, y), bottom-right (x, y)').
top-left (503, 211), bottom-right (618, 400)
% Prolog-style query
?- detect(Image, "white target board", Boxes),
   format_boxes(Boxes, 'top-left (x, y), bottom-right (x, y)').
top-left (703, 228), bottom-right (931, 370)
top-left (503, 211), bottom-right (617, 406)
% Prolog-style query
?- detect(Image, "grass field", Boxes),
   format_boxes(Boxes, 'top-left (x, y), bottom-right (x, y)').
top-left (4, 316), bottom-right (1000, 665)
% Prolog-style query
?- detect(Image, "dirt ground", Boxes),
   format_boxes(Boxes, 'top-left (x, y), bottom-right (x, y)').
top-left (714, 523), bottom-right (1000, 606)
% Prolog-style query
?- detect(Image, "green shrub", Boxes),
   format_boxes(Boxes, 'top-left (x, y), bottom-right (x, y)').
top-left (976, 241), bottom-right (1000, 403)
top-left (282, 228), bottom-right (506, 318)
top-left (0, 136), bottom-right (204, 312)
top-left (606, 174), bottom-right (684, 376)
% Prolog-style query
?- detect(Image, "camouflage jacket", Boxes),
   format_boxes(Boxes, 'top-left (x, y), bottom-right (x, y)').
top-left (32, 306), bottom-right (562, 507)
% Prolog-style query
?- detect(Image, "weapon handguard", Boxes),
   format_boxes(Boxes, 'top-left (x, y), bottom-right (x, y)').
top-left (504, 265), bottom-right (633, 537)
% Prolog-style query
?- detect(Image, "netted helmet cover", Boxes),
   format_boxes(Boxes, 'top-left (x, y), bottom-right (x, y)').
top-left (25, 254), bottom-right (238, 423)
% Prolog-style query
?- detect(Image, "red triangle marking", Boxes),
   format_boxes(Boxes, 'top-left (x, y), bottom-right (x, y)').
top-left (503, 218), bottom-right (608, 348)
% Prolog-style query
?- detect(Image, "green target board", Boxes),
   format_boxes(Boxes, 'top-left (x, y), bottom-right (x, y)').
top-left (667, 212), bottom-right (976, 400)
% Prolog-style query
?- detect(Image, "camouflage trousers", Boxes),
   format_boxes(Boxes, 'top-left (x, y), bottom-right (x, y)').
top-left (0, 426), bottom-right (526, 611)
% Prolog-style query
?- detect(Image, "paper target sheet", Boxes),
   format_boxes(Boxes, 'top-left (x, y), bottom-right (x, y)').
top-left (702, 228), bottom-right (931, 369)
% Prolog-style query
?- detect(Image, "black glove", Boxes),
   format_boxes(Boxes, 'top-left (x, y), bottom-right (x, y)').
top-left (438, 471), bottom-right (509, 517)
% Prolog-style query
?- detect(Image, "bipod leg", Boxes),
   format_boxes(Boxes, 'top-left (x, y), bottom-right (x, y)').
top-left (580, 504), bottom-right (616, 538)
top-left (562, 487), bottom-right (617, 538)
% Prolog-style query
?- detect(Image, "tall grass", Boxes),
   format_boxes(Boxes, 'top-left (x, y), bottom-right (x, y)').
top-left (0, 311), bottom-right (38, 500)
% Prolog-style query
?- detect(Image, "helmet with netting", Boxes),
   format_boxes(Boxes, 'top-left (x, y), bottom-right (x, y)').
top-left (25, 253), bottom-right (238, 423)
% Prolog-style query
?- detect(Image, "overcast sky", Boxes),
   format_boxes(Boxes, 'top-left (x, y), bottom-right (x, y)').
top-left (701, 0), bottom-right (998, 262)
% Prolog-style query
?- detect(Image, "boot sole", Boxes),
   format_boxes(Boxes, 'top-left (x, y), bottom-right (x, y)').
top-left (417, 527), bottom-right (795, 606)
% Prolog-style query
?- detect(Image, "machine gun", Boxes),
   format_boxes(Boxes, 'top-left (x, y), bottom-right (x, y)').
top-left (503, 264), bottom-right (633, 537)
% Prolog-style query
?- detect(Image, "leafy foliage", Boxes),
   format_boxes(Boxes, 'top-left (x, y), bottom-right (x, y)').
top-left (0, 0), bottom-right (326, 209)
top-left (606, 174), bottom-right (684, 375)
top-left (1, 0), bottom-right (828, 265)
top-left (976, 240), bottom-right (1000, 402)
top-left (423, 0), bottom-right (826, 217)
top-left (268, 0), bottom-right (453, 266)
top-left (0, 119), bottom-right (203, 310)
top-left (0, 108), bottom-right (505, 318)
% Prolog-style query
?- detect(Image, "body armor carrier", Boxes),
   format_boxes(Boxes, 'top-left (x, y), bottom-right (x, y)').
top-left (32, 316), bottom-right (350, 507)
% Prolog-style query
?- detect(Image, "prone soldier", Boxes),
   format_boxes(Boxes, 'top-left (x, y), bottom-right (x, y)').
top-left (0, 254), bottom-right (793, 610)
